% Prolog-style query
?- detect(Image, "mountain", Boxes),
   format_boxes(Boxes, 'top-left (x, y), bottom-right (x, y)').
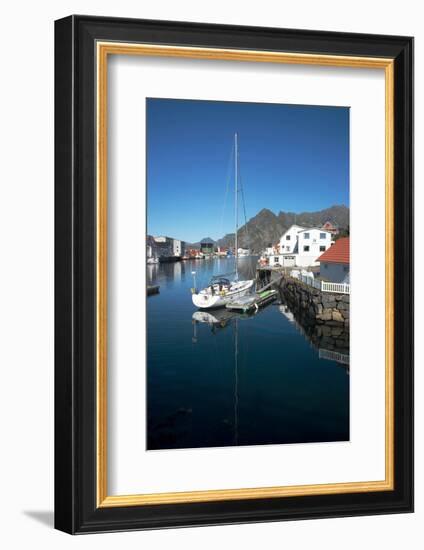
top-left (215, 205), bottom-right (349, 253)
top-left (188, 237), bottom-right (217, 249)
top-left (277, 205), bottom-right (349, 230)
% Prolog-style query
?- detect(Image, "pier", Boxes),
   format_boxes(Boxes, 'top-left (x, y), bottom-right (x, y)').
top-left (256, 266), bottom-right (288, 289)
top-left (147, 285), bottom-right (160, 296)
top-left (226, 289), bottom-right (278, 313)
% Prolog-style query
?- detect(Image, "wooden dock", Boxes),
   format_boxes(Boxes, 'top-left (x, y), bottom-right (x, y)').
top-left (147, 285), bottom-right (160, 296)
top-left (226, 289), bottom-right (278, 313)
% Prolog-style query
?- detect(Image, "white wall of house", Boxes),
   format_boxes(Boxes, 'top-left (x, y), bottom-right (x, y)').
top-left (269, 253), bottom-right (318, 268)
top-left (173, 239), bottom-right (182, 256)
top-left (279, 224), bottom-right (305, 253)
top-left (269, 254), bottom-right (296, 267)
top-left (294, 255), bottom-right (318, 267)
top-left (321, 262), bottom-right (350, 283)
top-left (298, 228), bottom-right (332, 256)
top-left (270, 227), bottom-right (332, 267)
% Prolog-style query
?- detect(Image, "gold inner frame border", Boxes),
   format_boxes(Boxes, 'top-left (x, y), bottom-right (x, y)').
top-left (96, 42), bottom-right (394, 508)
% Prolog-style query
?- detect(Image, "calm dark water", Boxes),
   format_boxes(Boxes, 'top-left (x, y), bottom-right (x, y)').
top-left (147, 257), bottom-right (349, 450)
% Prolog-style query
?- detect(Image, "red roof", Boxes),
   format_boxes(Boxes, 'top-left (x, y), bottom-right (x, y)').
top-left (318, 237), bottom-right (349, 265)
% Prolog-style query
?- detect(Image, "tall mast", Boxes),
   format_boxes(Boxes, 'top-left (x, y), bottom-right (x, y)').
top-left (234, 133), bottom-right (238, 280)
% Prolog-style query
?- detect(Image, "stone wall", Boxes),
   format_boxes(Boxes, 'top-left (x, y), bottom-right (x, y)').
top-left (282, 277), bottom-right (349, 329)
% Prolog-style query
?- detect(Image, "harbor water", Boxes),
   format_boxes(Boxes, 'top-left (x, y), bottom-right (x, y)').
top-left (147, 256), bottom-right (349, 450)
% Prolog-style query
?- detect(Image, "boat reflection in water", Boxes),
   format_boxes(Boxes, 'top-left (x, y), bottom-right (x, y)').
top-left (192, 310), bottom-right (246, 446)
top-left (192, 307), bottom-right (255, 340)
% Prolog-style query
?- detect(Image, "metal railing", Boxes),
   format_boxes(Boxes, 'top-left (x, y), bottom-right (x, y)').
top-left (295, 273), bottom-right (350, 295)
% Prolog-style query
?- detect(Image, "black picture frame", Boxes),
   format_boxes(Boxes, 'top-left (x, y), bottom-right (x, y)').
top-left (55, 15), bottom-right (414, 534)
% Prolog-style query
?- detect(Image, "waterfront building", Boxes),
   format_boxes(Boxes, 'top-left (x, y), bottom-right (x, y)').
top-left (200, 238), bottom-right (215, 254)
top-left (152, 235), bottom-right (185, 261)
top-left (317, 237), bottom-right (350, 283)
top-left (188, 248), bottom-right (202, 258)
top-left (216, 246), bottom-right (229, 256)
top-left (267, 225), bottom-right (333, 268)
top-left (296, 228), bottom-right (333, 266)
top-left (146, 235), bottom-right (158, 259)
top-left (278, 224), bottom-right (305, 254)
top-left (172, 239), bottom-right (185, 257)
top-left (264, 242), bottom-right (280, 256)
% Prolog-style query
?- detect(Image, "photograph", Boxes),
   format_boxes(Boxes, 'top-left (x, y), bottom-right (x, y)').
top-left (146, 98), bottom-right (350, 451)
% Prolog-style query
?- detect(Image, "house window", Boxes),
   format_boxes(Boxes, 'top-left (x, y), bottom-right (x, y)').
top-left (274, 256), bottom-right (279, 262)
top-left (286, 246), bottom-right (290, 251)
top-left (319, 245), bottom-right (326, 252)
top-left (343, 266), bottom-right (349, 272)
top-left (303, 245), bottom-right (310, 252)
top-left (304, 232), bottom-right (310, 239)
top-left (320, 232), bottom-right (326, 239)
top-left (286, 235), bottom-right (291, 240)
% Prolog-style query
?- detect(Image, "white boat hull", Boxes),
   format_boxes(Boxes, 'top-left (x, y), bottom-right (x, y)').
top-left (192, 279), bottom-right (254, 309)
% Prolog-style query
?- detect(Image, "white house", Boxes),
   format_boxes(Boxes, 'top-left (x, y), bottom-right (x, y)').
top-left (296, 228), bottom-right (333, 266)
top-left (153, 236), bottom-right (185, 258)
top-left (267, 225), bottom-right (333, 267)
top-left (317, 237), bottom-right (350, 283)
top-left (278, 224), bottom-right (305, 254)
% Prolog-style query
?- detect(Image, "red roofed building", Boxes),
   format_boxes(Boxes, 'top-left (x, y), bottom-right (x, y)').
top-left (317, 237), bottom-right (350, 283)
top-left (321, 220), bottom-right (339, 235)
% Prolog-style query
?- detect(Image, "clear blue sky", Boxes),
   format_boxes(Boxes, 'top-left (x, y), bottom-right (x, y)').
top-left (147, 98), bottom-right (349, 243)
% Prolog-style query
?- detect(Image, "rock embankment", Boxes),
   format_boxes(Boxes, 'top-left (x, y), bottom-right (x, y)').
top-left (282, 278), bottom-right (349, 328)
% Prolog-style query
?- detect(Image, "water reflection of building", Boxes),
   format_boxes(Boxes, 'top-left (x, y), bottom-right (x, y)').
top-left (279, 303), bottom-right (349, 367)
top-left (318, 348), bottom-right (349, 365)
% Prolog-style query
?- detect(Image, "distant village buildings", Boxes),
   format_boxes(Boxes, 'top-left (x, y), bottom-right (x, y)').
top-left (146, 219), bottom-right (346, 271)
top-left (200, 238), bottom-right (215, 255)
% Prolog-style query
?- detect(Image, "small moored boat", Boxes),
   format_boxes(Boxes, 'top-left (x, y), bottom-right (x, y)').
top-left (192, 276), bottom-right (254, 309)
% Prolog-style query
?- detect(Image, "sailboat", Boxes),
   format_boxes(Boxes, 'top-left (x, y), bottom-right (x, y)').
top-left (191, 133), bottom-right (255, 309)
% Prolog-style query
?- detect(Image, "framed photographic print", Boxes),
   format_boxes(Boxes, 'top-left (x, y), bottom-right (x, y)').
top-left (54, 15), bottom-right (414, 533)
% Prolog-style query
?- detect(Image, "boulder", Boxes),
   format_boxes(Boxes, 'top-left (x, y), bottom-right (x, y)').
top-left (332, 310), bottom-right (344, 323)
top-left (317, 310), bottom-right (332, 321)
top-left (322, 296), bottom-right (337, 308)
